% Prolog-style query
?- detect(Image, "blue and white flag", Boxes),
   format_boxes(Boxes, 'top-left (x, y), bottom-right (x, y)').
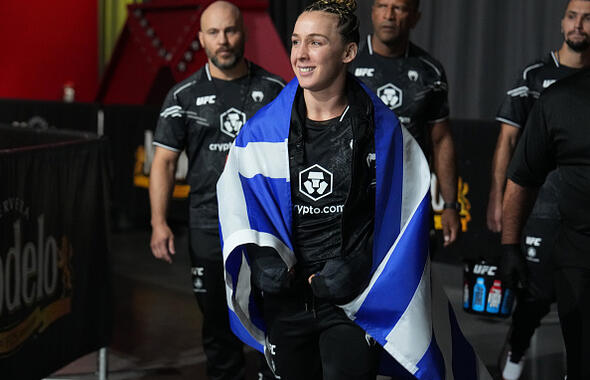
top-left (217, 78), bottom-right (491, 379)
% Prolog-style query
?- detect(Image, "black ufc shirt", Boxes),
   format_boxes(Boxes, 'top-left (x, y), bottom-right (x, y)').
top-left (497, 52), bottom-right (581, 220)
top-left (508, 69), bottom-right (590, 267)
top-left (349, 35), bottom-right (449, 155)
top-left (290, 113), bottom-right (353, 269)
top-left (153, 62), bottom-right (285, 228)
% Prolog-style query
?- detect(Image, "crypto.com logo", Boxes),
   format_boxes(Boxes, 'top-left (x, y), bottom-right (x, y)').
top-left (377, 83), bottom-right (403, 110)
top-left (220, 107), bottom-right (246, 138)
top-left (299, 164), bottom-right (333, 201)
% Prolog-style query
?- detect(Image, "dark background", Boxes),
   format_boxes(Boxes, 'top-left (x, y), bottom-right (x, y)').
top-left (269, 0), bottom-right (567, 119)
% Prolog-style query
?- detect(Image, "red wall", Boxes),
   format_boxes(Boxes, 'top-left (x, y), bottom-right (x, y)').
top-left (0, 1), bottom-right (98, 102)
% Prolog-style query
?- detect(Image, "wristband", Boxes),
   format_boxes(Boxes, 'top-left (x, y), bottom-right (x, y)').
top-left (443, 201), bottom-right (460, 210)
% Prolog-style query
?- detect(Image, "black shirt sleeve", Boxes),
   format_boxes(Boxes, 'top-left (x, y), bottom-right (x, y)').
top-left (507, 98), bottom-right (556, 187)
top-left (153, 88), bottom-right (187, 152)
top-left (496, 69), bottom-right (534, 128)
top-left (427, 66), bottom-right (450, 123)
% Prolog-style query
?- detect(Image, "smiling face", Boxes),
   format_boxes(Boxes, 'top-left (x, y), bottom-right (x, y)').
top-left (562, 0), bottom-right (590, 52)
top-left (199, 1), bottom-right (245, 70)
top-left (290, 11), bottom-right (356, 94)
top-left (371, 0), bottom-right (420, 47)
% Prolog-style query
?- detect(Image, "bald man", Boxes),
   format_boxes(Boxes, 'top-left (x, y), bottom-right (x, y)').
top-left (149, 2), bottom-right (285, 379)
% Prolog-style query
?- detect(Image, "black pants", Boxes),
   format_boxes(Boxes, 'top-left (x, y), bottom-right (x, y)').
top-left (190, 228), bottom-right (275, 380)
top-left (263, 292), bottom-right (379, 380)
top-left (508, 217), bottom-right (557, 359)
top-left (553, 229), bottom-right (590, 379)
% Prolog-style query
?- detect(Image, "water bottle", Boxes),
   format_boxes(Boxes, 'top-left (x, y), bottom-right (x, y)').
top-left (472, 277), bottom-right (486, 312)
top-left (501, 288), bottom-right (515, 316)
top-left (486, 280), bottom-right (502, 314)
top-left (463, 282), bottom-right (470, 309)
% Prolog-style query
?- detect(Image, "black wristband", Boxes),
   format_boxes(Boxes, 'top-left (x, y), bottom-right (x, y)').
top-left (501, 243), bottom-right (521, 255)
top-left (443, 201), bottom-right (460, 210)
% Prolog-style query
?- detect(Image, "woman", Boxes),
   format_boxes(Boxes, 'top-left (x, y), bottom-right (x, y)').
top-left (217, 0), bottom-right (432, 378)
top-left (258, 1), bottom-right (380, 379)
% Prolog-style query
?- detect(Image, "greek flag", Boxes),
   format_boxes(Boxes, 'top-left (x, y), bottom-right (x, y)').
top-left (217, 78), bottom-right (491, 379)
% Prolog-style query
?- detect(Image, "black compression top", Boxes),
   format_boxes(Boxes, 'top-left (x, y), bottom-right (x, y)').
top-left (153, 62), bottom-right (285, 228)
top-left (508, 69), bottom-right (590, 267)
top-left (291, 114), bottom-right (353, 270)
top-left (497, 52), bottom-right (581, 220)
top-left (349, 35), bottom-right (449, 155)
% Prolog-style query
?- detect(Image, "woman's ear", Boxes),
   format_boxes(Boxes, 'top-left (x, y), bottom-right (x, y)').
top-left (342, 42), bottom-right (358, 64)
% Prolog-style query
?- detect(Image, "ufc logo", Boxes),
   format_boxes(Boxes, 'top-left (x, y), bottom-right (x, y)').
top-left (192, 267), bottom-right (205, 276)
top-left (473, 265), bottom-right (497, 276)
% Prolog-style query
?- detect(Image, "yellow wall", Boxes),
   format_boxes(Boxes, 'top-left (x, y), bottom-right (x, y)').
top-left (100, 0), bottom-right (142, 69)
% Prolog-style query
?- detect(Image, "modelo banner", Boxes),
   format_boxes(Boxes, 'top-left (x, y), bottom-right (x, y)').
top-left (0, 125), bottom-right (112, 379)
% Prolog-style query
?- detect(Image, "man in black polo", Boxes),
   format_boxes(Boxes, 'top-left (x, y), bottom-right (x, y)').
top-left (488, 1), bottom-right (590, 378)
top-left (501, 68), bottom-right (590, 380)
top-left (148, 2), bottom-right (284, 379)
top-left (349, 0), bottom-right (460, 246)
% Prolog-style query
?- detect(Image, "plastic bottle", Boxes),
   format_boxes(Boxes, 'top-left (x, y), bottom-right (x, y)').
top-left (472, 277), bottom-right (486, 312)
top-left (486, 280), bottom-right (502, 314)
top-left (501, 288), bottom-right (515, 316)
top-left (463, 282), bottom-right (470, 309)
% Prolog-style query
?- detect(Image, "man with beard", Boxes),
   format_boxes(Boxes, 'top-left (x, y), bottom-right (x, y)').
top-left (487, 1), bottom-right (590, 379)
top-left (149, 2), bottom-right (285, 379)
top-left (349, 0), bottom-right (460, 248)
top-left (501, 66), bottom-right (590, 379)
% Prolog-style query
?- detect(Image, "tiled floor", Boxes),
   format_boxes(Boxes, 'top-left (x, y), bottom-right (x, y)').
top-left (47, 227), bottom-right (566, 380)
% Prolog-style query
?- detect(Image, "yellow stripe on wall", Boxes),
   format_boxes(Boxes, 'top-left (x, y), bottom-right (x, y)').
top-left (101, 0), bottom-right (142, 67)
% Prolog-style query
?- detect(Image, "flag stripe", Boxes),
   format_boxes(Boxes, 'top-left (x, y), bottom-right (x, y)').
top-left (383, 257), bottom-right (432, 374)
top-left (234, 140), bottom-right (290, 179)
top-left (415, 337), bottom-right (446, 380)
top-left (240, 174), bottom-right (293, 252)
top-left (372, 100), bottom-right (404, 269)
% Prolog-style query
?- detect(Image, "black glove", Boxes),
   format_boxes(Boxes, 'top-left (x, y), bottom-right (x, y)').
top-left (310, 251), bottom-right (371, 304)
top-left (247, 245), bottom-right (293, 294)
top-left (499, 243), bottom-right (528, 290)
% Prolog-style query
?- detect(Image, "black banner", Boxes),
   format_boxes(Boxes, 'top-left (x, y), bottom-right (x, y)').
top-left (102, 104), bottom-right (188, 228)
top-left (0, 125), bottom-right (112, 379)
top-left (0, 99), bottom-right (98, 133)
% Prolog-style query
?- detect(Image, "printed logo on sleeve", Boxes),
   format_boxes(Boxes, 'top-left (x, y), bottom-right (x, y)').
top-left (220, 107), bottom-right (246, 138)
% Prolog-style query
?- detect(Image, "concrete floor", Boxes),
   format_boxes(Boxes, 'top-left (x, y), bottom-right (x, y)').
top-left (46, 226), bottom-right (566, 380)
